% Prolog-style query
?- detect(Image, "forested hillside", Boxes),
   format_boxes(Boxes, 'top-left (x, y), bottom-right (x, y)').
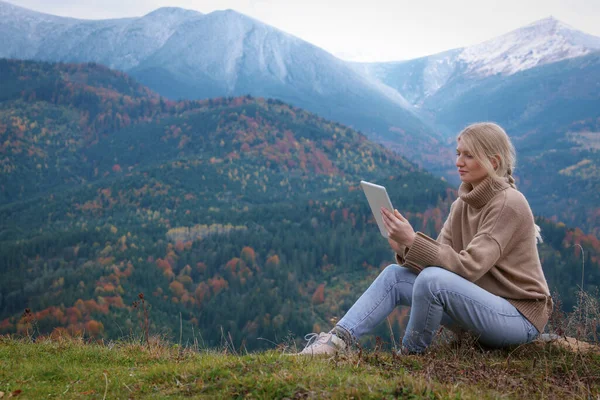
top-left (0, 59), bottom-right (598, 349)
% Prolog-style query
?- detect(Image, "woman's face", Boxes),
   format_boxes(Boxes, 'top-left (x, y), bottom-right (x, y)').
top-left (456, 140), bottom-right (488, 186)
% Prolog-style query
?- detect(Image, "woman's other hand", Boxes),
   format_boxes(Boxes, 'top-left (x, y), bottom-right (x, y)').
top-left (381, 208), bottom-right (416, 248)
top-left (387, 237), bottom-right (405, 254)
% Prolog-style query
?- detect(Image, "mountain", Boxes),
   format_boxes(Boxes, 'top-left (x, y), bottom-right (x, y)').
top-left (1, 60), bottom-right (598, 347)
top-left (457, 17), bottom-right (600, 77)
top-left (0, 1), bottom-right (440, 155)
top-left (362, 17), bottom-right (600, 108)
top-left (0, 2), bottom-right (203, 71)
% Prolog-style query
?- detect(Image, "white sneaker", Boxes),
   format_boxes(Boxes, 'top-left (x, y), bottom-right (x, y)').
top-left (295, 332), bottom-right (347, 355)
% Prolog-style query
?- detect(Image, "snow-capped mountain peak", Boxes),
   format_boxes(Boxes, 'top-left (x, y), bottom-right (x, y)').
top-left (143, 7), bottom-right (202, 18)
top-left (0, 0), bottom-right (75, 23)
top-left (458, 16), bottom-right (600, 77)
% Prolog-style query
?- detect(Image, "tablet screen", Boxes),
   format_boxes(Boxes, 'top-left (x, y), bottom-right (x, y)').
top-left (360, 180), bottom-right (394, 238)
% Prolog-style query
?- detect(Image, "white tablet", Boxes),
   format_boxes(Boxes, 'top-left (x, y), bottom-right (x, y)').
top-left (360, 180), bottom-right (394, 238)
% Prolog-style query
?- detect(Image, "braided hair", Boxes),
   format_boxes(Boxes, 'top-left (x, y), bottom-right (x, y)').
top-left (506, 167), bottom-right (517, 189)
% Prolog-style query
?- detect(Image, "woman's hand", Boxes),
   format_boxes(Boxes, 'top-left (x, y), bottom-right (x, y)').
top-left (387, 237), bottom-right (405, 255)
top-left (381, 208), bottom-right (416, 248)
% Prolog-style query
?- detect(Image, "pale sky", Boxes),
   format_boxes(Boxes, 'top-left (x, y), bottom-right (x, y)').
top-left (5, 0), bottom-right (600, 61)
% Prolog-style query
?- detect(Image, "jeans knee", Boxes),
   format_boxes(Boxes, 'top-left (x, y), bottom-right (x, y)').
top-left (379, 264), bottom-right (415, 282)
top-left (413, 267), bottom-right (447, 297)
top-left (383, 263), bottom-right (402, 275)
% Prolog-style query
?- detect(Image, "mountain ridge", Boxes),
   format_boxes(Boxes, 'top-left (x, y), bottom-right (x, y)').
top-left (0, 0), bottom-right (440, 159)
top-left (362, 16), bottom-right (600, 106)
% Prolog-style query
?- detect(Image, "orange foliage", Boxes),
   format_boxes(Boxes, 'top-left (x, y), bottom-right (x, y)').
top-left (181, 293), bottom-right (194, 307)
top-left (225, 257), bottom-right (244, 273)
top-left (83, 299), bottom-right (109, 314)
top-left (102, 283), bottom-right (116, 293)
top-left (169, 281), bottom-right (186, 297)
top-left (196, 262), bottom-right (207, 273)
top-left (177, 275), bottom-right (193, 286)
top-left (85, 320), bottom-right (104, 336)
top-left (163, 269), bottom-right (175, 281)
top-left (156, 258), bottom-right (172, 271)
top-left (0, 318), bottom-right (13, 332)
top-left (66, 307), bottom-right (83, 324)
top-left (241, 246), bottom-right (256, 264)
top-left (104, 296), bottom-right (125, 308)
top-left (195, 282), bottom-right (210, 306)
top-left (122, 262), bottom-right (134, 277)
top-left (76, 200), bottom-right (103, 212)
top-left (208, 276), bottom-right (229, 295)
top-left (312, 283), bottom-right (326, 305)
top-left (224, 257), bottom-right (253, 282)
top-left (266, 255), bottom-right (280, 269)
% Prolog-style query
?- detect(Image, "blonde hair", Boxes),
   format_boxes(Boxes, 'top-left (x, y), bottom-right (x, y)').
top-left (457, 122), bottom-right (543, 243)
top-left (456, 122), bottom-right (517, 189)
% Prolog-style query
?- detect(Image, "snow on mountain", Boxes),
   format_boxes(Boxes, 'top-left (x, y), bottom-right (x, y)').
top-left (0, 2), bottom-right (424, 140)
top-left (459, 17), bottom-right (600, 77)
top-left (0, 1), bottom-right (202, 70)
top-left (360, 16), bottom-right (600, 106)
top-left (356, 47), bottom-right (462, 106)
top-left (0, 2), bottom-right (412, 107)
top-left (136, 9), bottom-right (414, 109)
top-left (0, 1), bottom-right (76, 59)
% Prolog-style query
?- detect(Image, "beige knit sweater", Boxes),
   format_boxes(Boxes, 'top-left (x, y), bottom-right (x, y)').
top-left (396, 175), bottom-right (553, 333)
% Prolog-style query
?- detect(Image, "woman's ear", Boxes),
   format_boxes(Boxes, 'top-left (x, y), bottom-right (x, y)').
top-left (491, 155), bottom-right (500, 170)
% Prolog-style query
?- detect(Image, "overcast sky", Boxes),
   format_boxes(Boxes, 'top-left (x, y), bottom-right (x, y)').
top-left (5, 0), bottom-right (600, 61)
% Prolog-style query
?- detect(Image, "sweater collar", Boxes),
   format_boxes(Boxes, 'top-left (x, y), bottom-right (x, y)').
top-left (459, 175), bottom-right (510, 209)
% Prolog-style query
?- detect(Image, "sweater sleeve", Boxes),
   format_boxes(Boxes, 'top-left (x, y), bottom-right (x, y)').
top-left (403, 197), bottom-right (522, 282)
top-left (395, 246), bottom-right (412, 267)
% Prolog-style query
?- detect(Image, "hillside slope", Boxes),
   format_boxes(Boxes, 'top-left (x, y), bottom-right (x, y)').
top-left (0, 60), bottom-right (598, 349)
top-left (0, 337), bottom-right (598, 398)
top-left (0, 59), bottom-right (451, 348)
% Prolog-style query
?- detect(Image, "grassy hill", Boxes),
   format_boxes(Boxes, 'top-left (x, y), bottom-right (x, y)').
top-left (0, 333), bottom-right (598, 399)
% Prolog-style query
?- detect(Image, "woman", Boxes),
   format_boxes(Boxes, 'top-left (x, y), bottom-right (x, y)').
top-left (298, 122), bottom-right (553, 355)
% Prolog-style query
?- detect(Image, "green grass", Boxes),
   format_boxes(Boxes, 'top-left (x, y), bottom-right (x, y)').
top-left (0, 335), bottom-right (598, 399)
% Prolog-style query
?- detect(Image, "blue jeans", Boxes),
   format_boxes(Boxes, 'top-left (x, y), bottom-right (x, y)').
top-left (336, 264), bottom-right (539, 353)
